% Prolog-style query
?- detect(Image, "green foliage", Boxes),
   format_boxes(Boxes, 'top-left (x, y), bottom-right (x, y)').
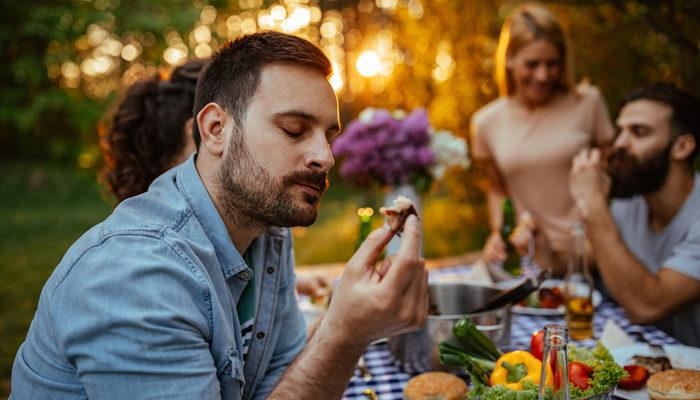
top-left (0, 0), bottom-right (201, 161)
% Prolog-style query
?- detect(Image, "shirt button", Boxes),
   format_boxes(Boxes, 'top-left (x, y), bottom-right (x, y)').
top-left (267, 267), bottom-right (274, 274)
top-left (256, 332), bottom-right (265, 339)
top-left (239, 270), bottom-right (251, 280)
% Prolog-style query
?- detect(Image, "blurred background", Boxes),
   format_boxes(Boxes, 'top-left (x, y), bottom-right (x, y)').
top-left (1, 0), bottom-right (699, 395)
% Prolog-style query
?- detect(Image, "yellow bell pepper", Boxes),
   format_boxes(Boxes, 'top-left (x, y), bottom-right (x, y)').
top-left (489, 350), bottom-right (553, 391)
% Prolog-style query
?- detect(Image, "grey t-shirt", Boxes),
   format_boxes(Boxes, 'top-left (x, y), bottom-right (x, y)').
top-left (610, 174), bottom-right (700, 346)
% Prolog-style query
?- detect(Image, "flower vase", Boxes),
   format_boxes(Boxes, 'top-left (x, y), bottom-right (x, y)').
top-left (384, 184), bottom-right (423, 256)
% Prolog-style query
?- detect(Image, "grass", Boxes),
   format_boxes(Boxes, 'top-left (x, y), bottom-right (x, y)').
top-left (0, 162), bottom-right (487, 396)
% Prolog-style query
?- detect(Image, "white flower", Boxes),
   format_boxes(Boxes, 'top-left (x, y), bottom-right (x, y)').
top-left (392, 109), bottom-right (407, 120)
top-left (429, 130), bottom-right (470, 179)
top-left (358, 108), bottom-right (376, 124)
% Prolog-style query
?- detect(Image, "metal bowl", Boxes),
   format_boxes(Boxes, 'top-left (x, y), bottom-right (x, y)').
top-left (389, 282), bottom-right (511, 373)
top-left (577, 384), bottom-right (618, 400)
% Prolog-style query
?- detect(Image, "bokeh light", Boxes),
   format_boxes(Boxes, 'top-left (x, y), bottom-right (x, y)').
top-left (356, 50), bottom-right (381, 77)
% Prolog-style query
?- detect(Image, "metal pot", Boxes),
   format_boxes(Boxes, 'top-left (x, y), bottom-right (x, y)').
top-left (388, 282), bottom-right (511, 373)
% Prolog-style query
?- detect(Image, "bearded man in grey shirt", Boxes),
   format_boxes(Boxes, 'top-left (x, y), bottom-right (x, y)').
top-left (569, 83), bottom-right (700, 346)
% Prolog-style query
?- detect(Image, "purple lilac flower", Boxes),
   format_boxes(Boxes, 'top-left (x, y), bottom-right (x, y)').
top-left (332, 107), bottom-right (435, 187)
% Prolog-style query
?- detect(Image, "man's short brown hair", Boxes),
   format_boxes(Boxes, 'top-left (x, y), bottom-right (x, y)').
top-left (192, 31), bottom-right (332, 147)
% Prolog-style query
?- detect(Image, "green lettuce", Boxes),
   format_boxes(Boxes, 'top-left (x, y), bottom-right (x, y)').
top-left (567, 342), bottom-right (626, 399)
top-left (468, 380), bottom-right (546, 400)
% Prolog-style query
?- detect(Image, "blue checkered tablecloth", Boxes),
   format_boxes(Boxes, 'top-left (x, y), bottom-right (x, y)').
top-left (342, 265), bottom-right (678, 400)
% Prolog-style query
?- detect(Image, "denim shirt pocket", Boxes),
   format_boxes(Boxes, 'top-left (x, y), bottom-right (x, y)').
top-left (217, 348), bottom-right (246, 399)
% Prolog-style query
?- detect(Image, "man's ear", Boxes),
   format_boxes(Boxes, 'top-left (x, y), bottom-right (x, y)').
top-left (671, 133), bottom-right (696, 162)
top-left (196, 102), bottom-right (229, 158)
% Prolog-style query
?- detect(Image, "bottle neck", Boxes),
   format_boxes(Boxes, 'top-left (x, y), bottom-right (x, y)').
top-left (503, 199), bottom-right (515, 223)
top-left (539, 325), bottom-right (570, 400)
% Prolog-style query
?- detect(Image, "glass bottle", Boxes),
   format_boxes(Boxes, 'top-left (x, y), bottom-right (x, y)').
top-left (501, 198), bottom-right (520, 276)
top-left (356, 207), bottom-right (374, 249)
top-left (538, 324), bottom-right (570, 400)
top-left (564, 223), bottom-right (595, 340)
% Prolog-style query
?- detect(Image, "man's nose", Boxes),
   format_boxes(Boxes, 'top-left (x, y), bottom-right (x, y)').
top-left (305, 134), bottom-right (335, 172)
top-left (613, 130), bottom-right (631, 149)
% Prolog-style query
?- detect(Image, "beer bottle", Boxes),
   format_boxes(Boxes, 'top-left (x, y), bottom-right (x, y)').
top-left (501, 198), bottom-right (520, 275)
top-left (564, 223), bottom-right (594, 340)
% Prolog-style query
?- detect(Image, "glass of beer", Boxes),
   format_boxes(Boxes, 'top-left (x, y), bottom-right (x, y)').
top-left (565, 223), bottom-right (594, 340)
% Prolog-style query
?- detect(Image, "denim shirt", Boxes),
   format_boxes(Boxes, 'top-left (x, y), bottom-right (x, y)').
top-left (11, 155), bottom-right (306, 400)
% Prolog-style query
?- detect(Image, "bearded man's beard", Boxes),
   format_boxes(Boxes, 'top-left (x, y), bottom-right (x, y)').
top-left (216, 134), bottom-right (328, 228)
top-left (607, 141), bottom-right (672, 199)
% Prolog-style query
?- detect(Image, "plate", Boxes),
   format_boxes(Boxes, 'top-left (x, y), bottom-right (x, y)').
top-left (507, 279), bottom-right (602, 316)
top-left (610, 344), bottom-right (700, 400)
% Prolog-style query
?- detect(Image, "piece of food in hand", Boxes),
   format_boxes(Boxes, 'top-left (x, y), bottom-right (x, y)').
top-left (403, 371), bottom-right (468, 400)
top-left (632, 355), bottom-right (672, 375)
top-left (530, 330), bottom-right (545, 361)
top-left (380, 195), bottom-right (418, 234)
top-left (568, 361), bottom-right (594, 390)
top-left (646, 369), bottom-right (700, 400)
top-left (619, 365), bottom-right (650, 390)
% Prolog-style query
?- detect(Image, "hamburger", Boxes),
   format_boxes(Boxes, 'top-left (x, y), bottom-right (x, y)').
top-left (647, 369), bottom-right (700, 400)
top-left (403, 371), bottom-right (468, 400)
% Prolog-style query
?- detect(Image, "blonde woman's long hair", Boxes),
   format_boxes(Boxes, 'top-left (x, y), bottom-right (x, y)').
top-left (495, 3), bottom-right (575, 97)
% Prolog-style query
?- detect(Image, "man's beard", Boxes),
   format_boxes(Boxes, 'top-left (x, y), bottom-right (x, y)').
top-left (216, 133), bottom-right (328, 229)
top-left (607, 142), bottom-right (672, 199)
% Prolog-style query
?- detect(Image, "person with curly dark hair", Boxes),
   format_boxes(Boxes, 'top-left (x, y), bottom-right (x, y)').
top-left (100, 58), bottom-right (206, 202)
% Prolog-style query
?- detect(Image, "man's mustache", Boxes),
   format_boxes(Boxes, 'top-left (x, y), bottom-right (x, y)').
top-left (607, 148), bottom-right (634, 170)
top-left (284, 170), bottom-right (329, 194)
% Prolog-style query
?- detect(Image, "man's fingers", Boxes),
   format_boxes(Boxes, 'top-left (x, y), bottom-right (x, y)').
top-left (572, 151), bottom-right (586, 172)
top-left (381, 216), bottom-right (423, 290)
top-left (396, 215), bottom-right (421, 259)
top-left (346, 224), bottom-right (394, 273)
top-left (398, 264), bottom-right (429, 329)
top-left (376, 256), bottom-right (394, 277)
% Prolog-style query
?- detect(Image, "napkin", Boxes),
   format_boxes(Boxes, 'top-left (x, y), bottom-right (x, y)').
top-left (600, 318), bottom-right (636, 348)
top-left (431, 260), bottom-right (494, 284)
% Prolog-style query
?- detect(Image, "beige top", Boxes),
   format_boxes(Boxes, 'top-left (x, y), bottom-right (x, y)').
top-left (471, 84), bottom-right (615, 254)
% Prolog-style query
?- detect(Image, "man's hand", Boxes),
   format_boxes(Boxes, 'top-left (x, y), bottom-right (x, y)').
top-left (268, 215), bottom-right (427, 400)
top-left (570, 148), bottom-right (611, 218)
top-left (322, 214), bottom-right (428, 345)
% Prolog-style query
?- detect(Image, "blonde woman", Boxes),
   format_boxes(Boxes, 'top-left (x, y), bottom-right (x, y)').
top-left (472, 3), bottom-right (615, 274)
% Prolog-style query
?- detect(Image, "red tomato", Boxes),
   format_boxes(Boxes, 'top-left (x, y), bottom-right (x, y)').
top-left (530, 330), bottom-right (545, 360)
top-left (539, 287), bottom-right (564, 308)
top-left (619, 365), bottom-right (649, 390)
top-left (568, 361), bottom-right (594, 390)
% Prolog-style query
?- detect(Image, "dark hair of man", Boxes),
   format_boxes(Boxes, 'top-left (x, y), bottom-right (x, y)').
top-left (620, 82), bottom-right (700, 166)
top-left (100, 58), bottom-right (207, 202)
top-left (192, 31), bottom-right (332, 148)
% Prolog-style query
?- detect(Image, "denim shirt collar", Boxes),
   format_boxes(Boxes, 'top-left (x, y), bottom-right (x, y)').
top-left (176, 154), bottom-right (247, 279)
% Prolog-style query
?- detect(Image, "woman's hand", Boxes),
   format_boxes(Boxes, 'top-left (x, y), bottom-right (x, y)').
top-left (483, 230), bottom-right (506, 264)
top-left (509, 212), bottom-right (536, 256)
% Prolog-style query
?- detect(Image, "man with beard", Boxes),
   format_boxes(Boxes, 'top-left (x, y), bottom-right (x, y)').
top-left (569, 83), bottom-right (700, 346)
top-left (10, 32), bottom-right (428, 399)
